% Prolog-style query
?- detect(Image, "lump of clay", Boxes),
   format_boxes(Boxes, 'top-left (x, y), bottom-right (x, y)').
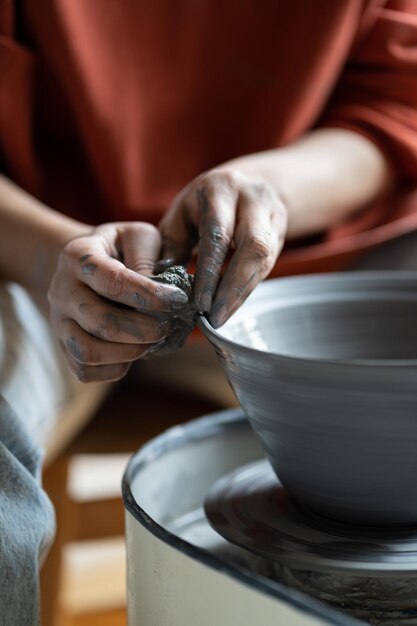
top-left (152, 265), bottom-right (197, 354)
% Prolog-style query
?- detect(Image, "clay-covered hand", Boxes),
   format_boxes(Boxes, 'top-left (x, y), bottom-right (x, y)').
top-left (48, 222), bottom-right (189, 382)
top-left (159, 168), bottom-right (287, 328)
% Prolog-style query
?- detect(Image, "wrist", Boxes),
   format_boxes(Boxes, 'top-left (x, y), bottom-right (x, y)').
top-left (0, 174), bottom-right (93, 293)
top-left (217, 128), bottom-right (395, 240)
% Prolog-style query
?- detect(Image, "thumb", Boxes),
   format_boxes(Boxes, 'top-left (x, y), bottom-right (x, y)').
top-left (120, 223), bottom-right (162, 276)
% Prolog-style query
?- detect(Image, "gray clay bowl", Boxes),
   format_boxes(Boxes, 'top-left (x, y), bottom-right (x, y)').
top-left (199, 272), bottom-right (417, 526)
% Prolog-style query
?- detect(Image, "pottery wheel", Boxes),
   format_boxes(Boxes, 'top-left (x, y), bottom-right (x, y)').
top-left (204, 460), bottom-right (417, 577)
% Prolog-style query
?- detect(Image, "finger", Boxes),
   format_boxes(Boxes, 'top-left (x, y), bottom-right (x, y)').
top-left (121, 223), bottom-right (162, 276)
top-left (59, 319), bottom-right (154, 366)
top-left (208, 194), bottom-right (285, 328)
top-left (193, 183), bottom-right (236, 311)
top-left (160, 182), bottom-right (236, 311)
top-left (70, 238), bottom-right (188, 312)
top-left (66, 357), bottom-right (132, 383)
top-left (66, 284), bottom-right (172, 344)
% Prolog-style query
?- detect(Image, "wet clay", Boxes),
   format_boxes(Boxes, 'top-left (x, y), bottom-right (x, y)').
top-left (277, 566), bottom-right (417, 625)
top-left (199, 272), bottom-right (417, 526)
top-left (152, 265), bottom-right (197, 354)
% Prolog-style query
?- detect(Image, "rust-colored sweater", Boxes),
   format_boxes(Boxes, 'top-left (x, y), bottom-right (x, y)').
top-left (1, 0), bottom-right (417, 272)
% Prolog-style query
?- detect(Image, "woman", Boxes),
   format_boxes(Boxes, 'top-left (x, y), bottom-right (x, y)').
top-left (0, 1), bottom-right (416, 623)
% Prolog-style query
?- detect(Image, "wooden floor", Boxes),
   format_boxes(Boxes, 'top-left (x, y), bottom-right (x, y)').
top-left (59, 536), bottom-right (126, 625)
top-left (42, 372), bottom-right (223, 626)
top-left (60, 608), bottom-right (126, 626)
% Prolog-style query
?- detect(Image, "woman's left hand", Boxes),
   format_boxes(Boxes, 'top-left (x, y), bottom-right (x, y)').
top-left (159, 168), bottom-right (287, 328)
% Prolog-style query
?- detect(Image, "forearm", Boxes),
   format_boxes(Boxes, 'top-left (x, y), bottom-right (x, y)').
top-left (224, 128), bottom-right (395, 240)
top-left (0, 175), bottom-right (91, 294)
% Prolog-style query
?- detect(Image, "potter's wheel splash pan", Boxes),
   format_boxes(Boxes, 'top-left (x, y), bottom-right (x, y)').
top-left (122, 409), bottom-right (363, 626)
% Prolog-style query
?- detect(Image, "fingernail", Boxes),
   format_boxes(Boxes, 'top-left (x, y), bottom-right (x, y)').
top-left (155, 258), bottom-right (175, 274)
top-left (209, 304), bottom-right (228, 329)
top-left (170, 289), bottom-right (189, 310)
top-left (147, 338), bottom-right (167, 354)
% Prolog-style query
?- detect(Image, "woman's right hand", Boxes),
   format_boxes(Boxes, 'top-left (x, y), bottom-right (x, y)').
top-left (48, 222), bottom-right (189, 382)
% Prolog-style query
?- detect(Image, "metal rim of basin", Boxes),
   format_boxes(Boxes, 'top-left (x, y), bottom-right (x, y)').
top-left (122, 408), bottom-right (360, 626)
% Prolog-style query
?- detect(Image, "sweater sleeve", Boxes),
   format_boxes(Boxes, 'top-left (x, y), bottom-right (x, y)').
top-left (320, 0), bottom-right (417, 184)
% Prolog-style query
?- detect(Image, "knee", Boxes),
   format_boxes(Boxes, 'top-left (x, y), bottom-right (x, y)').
top-left (0, 460), bottom-right (55, 570)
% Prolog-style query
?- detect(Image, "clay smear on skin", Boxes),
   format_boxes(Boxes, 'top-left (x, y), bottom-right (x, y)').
top-left (79, 253), bottom-right (97, 275)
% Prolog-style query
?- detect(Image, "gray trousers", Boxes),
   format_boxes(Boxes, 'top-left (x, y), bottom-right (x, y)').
top-left (0, 284), bottom-right (77, 625)
top-left (1, 232), bottom-right (417, 625)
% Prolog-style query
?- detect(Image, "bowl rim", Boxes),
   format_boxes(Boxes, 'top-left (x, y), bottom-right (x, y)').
top-left (198, 270), bottom-right (417, 369)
